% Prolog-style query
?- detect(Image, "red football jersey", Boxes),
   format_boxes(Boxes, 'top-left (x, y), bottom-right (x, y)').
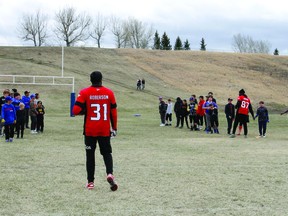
top-left (73, 85), bottom-right (117, 137)
top-left (237, 95), bottom-right (251, 115)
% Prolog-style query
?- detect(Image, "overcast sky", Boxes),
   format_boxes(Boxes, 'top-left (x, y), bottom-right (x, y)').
top-left (0, 0), bottom-right (287, 54)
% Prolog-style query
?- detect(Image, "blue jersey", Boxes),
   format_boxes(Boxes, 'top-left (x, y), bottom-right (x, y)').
top-left (1, 103), bottom-right (16, 125)
top-left (203, 101), bottom-right (218, 114)
top-left (22, 96), bottom-right (30, 109)
top-left (12, 98), bottom-right (21, 111)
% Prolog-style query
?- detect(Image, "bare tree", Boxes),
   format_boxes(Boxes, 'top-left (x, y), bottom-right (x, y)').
top-left (232, 33), bottom-right (271, 54)
top-left (110, 16), bottom-right (153, 49)
top-left (110, 16), bottom-right (127, 48)
top-left (125, 17), bottom-right (154, 49)
top-left (90, 13), bottom-right (108, 48)
top-left (18, 10), bottom-right (48, 46)
top-left (54, 7), bottom-right (91, 47)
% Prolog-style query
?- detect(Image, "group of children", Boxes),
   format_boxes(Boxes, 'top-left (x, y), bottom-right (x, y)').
top-left (159, 91), bottom-right (272, 138)
top-left (0, 88), bottom-right (45, 142)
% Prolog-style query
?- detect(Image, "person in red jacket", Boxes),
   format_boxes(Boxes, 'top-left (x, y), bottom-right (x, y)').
top-left (73, 71), bottom-right (118, 191)
top-left (196, 96), bottom-right (206, 130)
top-left (230, 89), bottom-right (254, 138)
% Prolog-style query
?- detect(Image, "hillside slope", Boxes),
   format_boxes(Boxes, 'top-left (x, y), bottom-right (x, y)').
top-left (0, 47), bottom-right (287, 111)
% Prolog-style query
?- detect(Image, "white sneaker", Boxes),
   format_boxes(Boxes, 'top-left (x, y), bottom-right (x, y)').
top-left (160, 124), bottom-right (165, 127)
top-left (31, 130), bottom-right (38, 134)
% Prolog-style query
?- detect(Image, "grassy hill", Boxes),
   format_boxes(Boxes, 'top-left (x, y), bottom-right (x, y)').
top-left (0, 47), bottom-right (287, 112)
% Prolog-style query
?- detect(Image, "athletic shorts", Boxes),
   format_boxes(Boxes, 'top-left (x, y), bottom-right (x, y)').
top-left (85, 136), bottom-right (112, 155)
top-left (236, 114), bottom-right (249, 123)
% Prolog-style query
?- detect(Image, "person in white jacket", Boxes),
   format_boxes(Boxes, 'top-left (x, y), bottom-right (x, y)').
top-left (165, 99), bottom-right (173, 126)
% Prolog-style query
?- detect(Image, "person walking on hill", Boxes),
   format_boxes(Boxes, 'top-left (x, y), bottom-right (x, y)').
top-left (230, 89), bottom-right (254, 138)
top-left (73, 71), bottom-right (118, 191)
top-left (141, 79), bottom-right (145, 90)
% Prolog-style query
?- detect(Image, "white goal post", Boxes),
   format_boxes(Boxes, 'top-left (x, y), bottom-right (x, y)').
top-left (0, 74), bottom-right (75, 117)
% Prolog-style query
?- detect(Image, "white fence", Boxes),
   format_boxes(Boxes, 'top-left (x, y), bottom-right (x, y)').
top-left (0, 75), bottom-right (75, 92)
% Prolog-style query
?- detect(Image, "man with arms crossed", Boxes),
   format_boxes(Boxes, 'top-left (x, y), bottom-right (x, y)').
top-left (73, 71), bottom-right (118, 191)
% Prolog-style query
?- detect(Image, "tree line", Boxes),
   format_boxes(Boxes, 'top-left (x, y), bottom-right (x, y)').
top-left (18, 7), bottom-right (279, 55)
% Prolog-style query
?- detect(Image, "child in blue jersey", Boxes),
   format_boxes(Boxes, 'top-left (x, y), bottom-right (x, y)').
top-left (22, 90), bottom-right (30, 128)
top-left (254, 101), bottom-right (269, 138)
top-left (1, 96), bottom-right (16, 142)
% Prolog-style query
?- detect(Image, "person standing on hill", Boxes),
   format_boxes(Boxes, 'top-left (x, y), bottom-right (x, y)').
top-left (73, 71), bottom-right (118, 191)
top-left (230, 89), bottom-right (254, 138)
top-left (141, 78), bottom-right (145, 90)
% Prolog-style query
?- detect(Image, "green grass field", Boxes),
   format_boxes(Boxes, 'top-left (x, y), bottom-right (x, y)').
top-left (0, 47), bottom-right (288, 215)
top-left (1, 105), bottom-right (287, 215)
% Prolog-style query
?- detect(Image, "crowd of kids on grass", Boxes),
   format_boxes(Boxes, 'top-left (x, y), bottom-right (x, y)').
top-left (158, 89), bottom-right (277, 138)
top-left (0, 88), bottom-right (45, 142)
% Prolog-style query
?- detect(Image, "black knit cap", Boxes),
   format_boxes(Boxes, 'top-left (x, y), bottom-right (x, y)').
top-left (239, 89), bottom-right (245, 94)
top-left (90, 71), bottom-right (102, 84)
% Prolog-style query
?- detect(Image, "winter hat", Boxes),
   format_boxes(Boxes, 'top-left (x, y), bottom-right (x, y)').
top-left (239, 89), bottom-right (245, 94)
top-left (5, 96), bottom-right (12, 101)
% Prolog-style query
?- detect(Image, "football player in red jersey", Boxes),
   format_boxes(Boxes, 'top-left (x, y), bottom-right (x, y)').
top-left (230, 89), bottom-right (254, 138)
top-left (73, 71), bottom-right (118, 191)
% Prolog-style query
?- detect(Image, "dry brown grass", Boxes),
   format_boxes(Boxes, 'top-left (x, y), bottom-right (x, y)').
top-left (0, 47), bottom-right (287, 110)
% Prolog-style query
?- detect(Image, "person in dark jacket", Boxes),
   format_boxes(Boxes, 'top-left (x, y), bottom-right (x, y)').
top-left (225, 98), bottom-right (235, 135)
top-left (159, 97), bottom-right (167, 126)
top-left (36, 101), bottom-right (45, 132)
top-left (179, 99), bottom-right (189, 129)
top-left (254, 101), bottom-right (269, 138)
top-left (174, 97), bottom-right (182, 128)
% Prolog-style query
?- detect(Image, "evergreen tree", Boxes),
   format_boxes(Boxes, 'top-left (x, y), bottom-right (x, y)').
top-left (200, 38), bottom-right (206, 51)
top-left (184, 39), bottom-right (190, 50)
top-left (153, 31), bottom-right (161, 50)
top-left (160, 32), bottom-right (172, 50)
top-left (274, 48), bottom-right (279, 55)
top-left (174, 36), bottom-right (183, 50)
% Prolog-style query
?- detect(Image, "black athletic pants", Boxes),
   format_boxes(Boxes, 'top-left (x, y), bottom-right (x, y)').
top-left (232, 115), bottom-right (248, 135)
top-left (4, 124), bottom-right (14, 140)
top-left (258, 121), bottom-right (267, 136)
top-left (24, 108), bottom-right (29, 128)
top-left (16, 120), bottom-right (25, 138)
top-left (85, 136), bottom-right (113, 183)
top-left (226, 117), bottom-right (233, 134)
